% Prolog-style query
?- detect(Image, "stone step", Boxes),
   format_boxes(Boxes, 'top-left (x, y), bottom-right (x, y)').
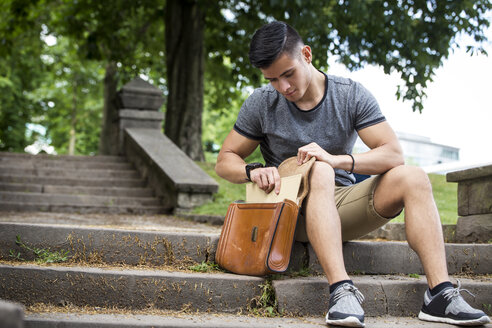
top-left (307, 241), bottom-right (492, 275)
top-left (0, 202), bottom-right (166, 214)
top-left (0, 191), bottom-right (161, 206)
top-left (0, 263), bottom-right (490, 318)
top-left (0, 157), bottom-right (133, 170)
top-left (0, 221), bottom-right (490, 275)
top-left (24, 312), bottom-right (483, 328)
top-left (0, 166), bottom-right (140, 179)
top-left (0, 182), bottom-right (154, 197)
top-left (273, 275), bottom-right (492, 317)
top-left (0, 222), bottom-right (216, 265)
top-left (0, 263), bottom-right (263, 314)
top-left (0, 152), bottom-right (125, 163)
top-left (0, 212), bottom-right (219, 232)
top-left (0, 174), bottom-right (146, 188)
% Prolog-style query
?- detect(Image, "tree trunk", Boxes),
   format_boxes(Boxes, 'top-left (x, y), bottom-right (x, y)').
top-left (165, 0), bottom-right (205, 161)
top-left (98, 61), bottom-right (119, 155)
top-left (68, 79), bottom-right (77, 156)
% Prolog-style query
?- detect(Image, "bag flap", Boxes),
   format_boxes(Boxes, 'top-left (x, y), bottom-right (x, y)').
top-left (277, 156), bottom-right (316, 204)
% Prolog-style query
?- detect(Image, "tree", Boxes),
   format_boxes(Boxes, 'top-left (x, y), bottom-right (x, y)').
top-left (0, 0), bottom-right (47, 152)
top-left (2, 0), bottom-right (490, 161)
top-left (165, 0), bottom-right (206, 161)
top-left (196, 0), bottom-right (491, 160)
top-left (51, 0), bottom-right (166, 155)
top-left (32, 36), bottom-right (104, 155)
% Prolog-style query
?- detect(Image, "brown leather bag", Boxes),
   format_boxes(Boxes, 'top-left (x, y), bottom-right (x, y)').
top-left (215, 157), bottom-right (315, 276)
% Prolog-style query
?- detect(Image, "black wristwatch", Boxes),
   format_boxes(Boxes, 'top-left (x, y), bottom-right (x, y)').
top-left (245, 162), bottom-right (264, 181)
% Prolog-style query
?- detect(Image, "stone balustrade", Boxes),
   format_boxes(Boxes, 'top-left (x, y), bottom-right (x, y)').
top-left (116, 78), bottom-right (218, 212)
top-left (447, 164), bottom-right (492, 243)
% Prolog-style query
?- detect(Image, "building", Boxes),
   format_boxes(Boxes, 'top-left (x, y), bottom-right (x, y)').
top-left (353, 131), bottom-right (460, 167)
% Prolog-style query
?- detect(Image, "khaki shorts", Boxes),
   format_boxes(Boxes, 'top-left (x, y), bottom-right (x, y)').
top-left (295, 175), bottom-right (394, 242)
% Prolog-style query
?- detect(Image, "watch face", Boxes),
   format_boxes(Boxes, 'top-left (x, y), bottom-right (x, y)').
top-left (249, 163), bottom-right (263, 170)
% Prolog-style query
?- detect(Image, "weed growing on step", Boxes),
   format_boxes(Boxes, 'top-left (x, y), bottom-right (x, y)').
top-left (483, 303), bottom-right (492, 315)
top-left (188, 261), bottom-right (221, 272)
top-left (408, 273), bottom-right (420, 279)
top-left (9, 235), bottom-right (70, 264)
top-left (289, 266), bottom-right (311, 278)
top-left (249, 279), bottom-right (279, 317)
top-left (8, 249), bottom-right (24, 261)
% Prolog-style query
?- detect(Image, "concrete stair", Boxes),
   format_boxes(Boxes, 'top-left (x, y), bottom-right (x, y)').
top-left (19, 311), bottom-right (471, 328)
top-left (0, 213), bottom-right (491, 328)
top-left (0, 152), bottom-right (166, 214)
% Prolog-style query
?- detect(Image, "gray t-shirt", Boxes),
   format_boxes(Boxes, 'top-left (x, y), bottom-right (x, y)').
top-left (234, 73), bottom-right (386, 186)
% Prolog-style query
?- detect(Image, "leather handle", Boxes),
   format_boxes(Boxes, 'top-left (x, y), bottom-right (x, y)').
top-left (251, 226), bottom-right (258, 242)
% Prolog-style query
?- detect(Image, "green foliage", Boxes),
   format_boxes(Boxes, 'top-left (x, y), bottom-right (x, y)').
top-left (1, 0), bottom-right (490, 155)
top-left (188, 261), bottom-right (222, 273)
top-left (206, 0), bottom-right (491, 113)
top-left (193, 161), bottom-right (245, 216)
top-left (408, 273), bottom-right (420, 279)
top-left (249, 279), bottom-right (279, 317)
top-left (0, 0), bottom-right (48, 151)
top-left (289, 267), bottom-right (311, 278)
top-left (8, 249), bottom-right (24, 261)
top-left (10, 235), bottom-right (70, 264)
top-left (31, 36), bottom-right (105, 155)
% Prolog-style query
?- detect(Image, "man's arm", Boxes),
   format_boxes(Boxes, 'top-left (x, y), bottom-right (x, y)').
top-left (350, 121), bottom-right (405, 174)
top-left (297, 121), bottom-right (404, 175)
top-left (215, 130), bottom-right (281, 194)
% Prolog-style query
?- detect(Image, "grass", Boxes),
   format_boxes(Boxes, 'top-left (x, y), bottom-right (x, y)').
top-left (249, 279), bottom-right (279, 317)
top-left (9, 235), bottom-right (70, 264)
top-left (193, 162), bottom-right (245, 216)
top-left (392, 173), bottom-right (458, 225)
top-left (188, 261), bottom-right (222, 273)
top-left (194, 162), bottom-right (458, 225)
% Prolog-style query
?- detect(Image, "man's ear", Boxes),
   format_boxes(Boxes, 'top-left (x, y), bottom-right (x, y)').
top-left (302, 45), bottom-right (312, 64)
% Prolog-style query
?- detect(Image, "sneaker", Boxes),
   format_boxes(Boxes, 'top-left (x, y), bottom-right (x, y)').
top-left (418, 280), bottom-right (491, 326)
top-left (325, 283), bottom-right (365, 327)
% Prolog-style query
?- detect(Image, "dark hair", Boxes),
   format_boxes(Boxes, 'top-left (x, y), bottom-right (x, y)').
top-left (248, 21), bottom-right (304, 69)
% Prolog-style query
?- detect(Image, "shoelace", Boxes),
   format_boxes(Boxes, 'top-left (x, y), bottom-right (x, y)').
top-left (442, 280), bottom-right (475, 301)
top-left (332, 283), bottom-right (365, 304)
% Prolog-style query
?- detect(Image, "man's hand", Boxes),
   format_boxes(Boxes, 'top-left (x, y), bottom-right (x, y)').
top-left (249, 166), bottom-right (281, 195)
top-left (297, 142), bottom-right (337, 166)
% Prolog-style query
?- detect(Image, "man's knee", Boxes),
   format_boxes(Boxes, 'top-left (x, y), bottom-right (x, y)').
top-left (309, 161), bottom-right (335, 190)
top-left (386, 165), bottom-right (432, 193)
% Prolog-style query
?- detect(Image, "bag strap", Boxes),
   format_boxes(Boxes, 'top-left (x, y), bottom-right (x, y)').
top-left (277, 156), bottom-right (316, 205)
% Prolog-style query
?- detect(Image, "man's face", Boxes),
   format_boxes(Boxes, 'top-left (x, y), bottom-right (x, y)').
top-left (260, 48), bottom-right (311, 103)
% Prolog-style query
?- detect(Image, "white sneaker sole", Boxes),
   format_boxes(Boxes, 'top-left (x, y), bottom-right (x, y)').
top-left (418, 311), bottom-right (491, 326)
top-left (325, 316), bottom-right (365, 327)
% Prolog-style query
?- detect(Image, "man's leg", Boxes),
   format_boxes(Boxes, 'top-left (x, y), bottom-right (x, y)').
top-left (373, 165), bottom-right (448, 288)
top-left (304, 162), bottom-right (365, 327)
top-left (304, 162), bottom-right (349, 284)
top-left (374, 165), bottom-right (490, 325)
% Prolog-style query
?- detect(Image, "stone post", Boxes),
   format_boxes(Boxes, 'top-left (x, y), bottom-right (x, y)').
top-left (116, 78), bottom-right (165, 154)
top-left (0, 300), bottom-right (24, 328)
top-left (447, 164), bottom-right (492, 243)
top-left (115, 77), bottom-right (218, 212)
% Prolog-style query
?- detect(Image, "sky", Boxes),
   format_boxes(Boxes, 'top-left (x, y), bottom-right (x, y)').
top-left (326, 26), bottom-right (492, 165)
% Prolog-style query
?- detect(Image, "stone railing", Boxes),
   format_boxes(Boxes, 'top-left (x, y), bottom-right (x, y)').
top-left (447, 164), bottom-right (492, 243)
top-left (116, 78), bottom-right (218, 213)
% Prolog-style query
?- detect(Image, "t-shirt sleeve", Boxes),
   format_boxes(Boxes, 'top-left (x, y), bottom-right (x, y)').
top-left (351, 82), bottom-right (386, 131)
top-left (233, 89), bottom-right (265, 140)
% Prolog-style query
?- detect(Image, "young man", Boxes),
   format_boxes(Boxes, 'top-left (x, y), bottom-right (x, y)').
top-left (215, 21), bottom-right (490, 327)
